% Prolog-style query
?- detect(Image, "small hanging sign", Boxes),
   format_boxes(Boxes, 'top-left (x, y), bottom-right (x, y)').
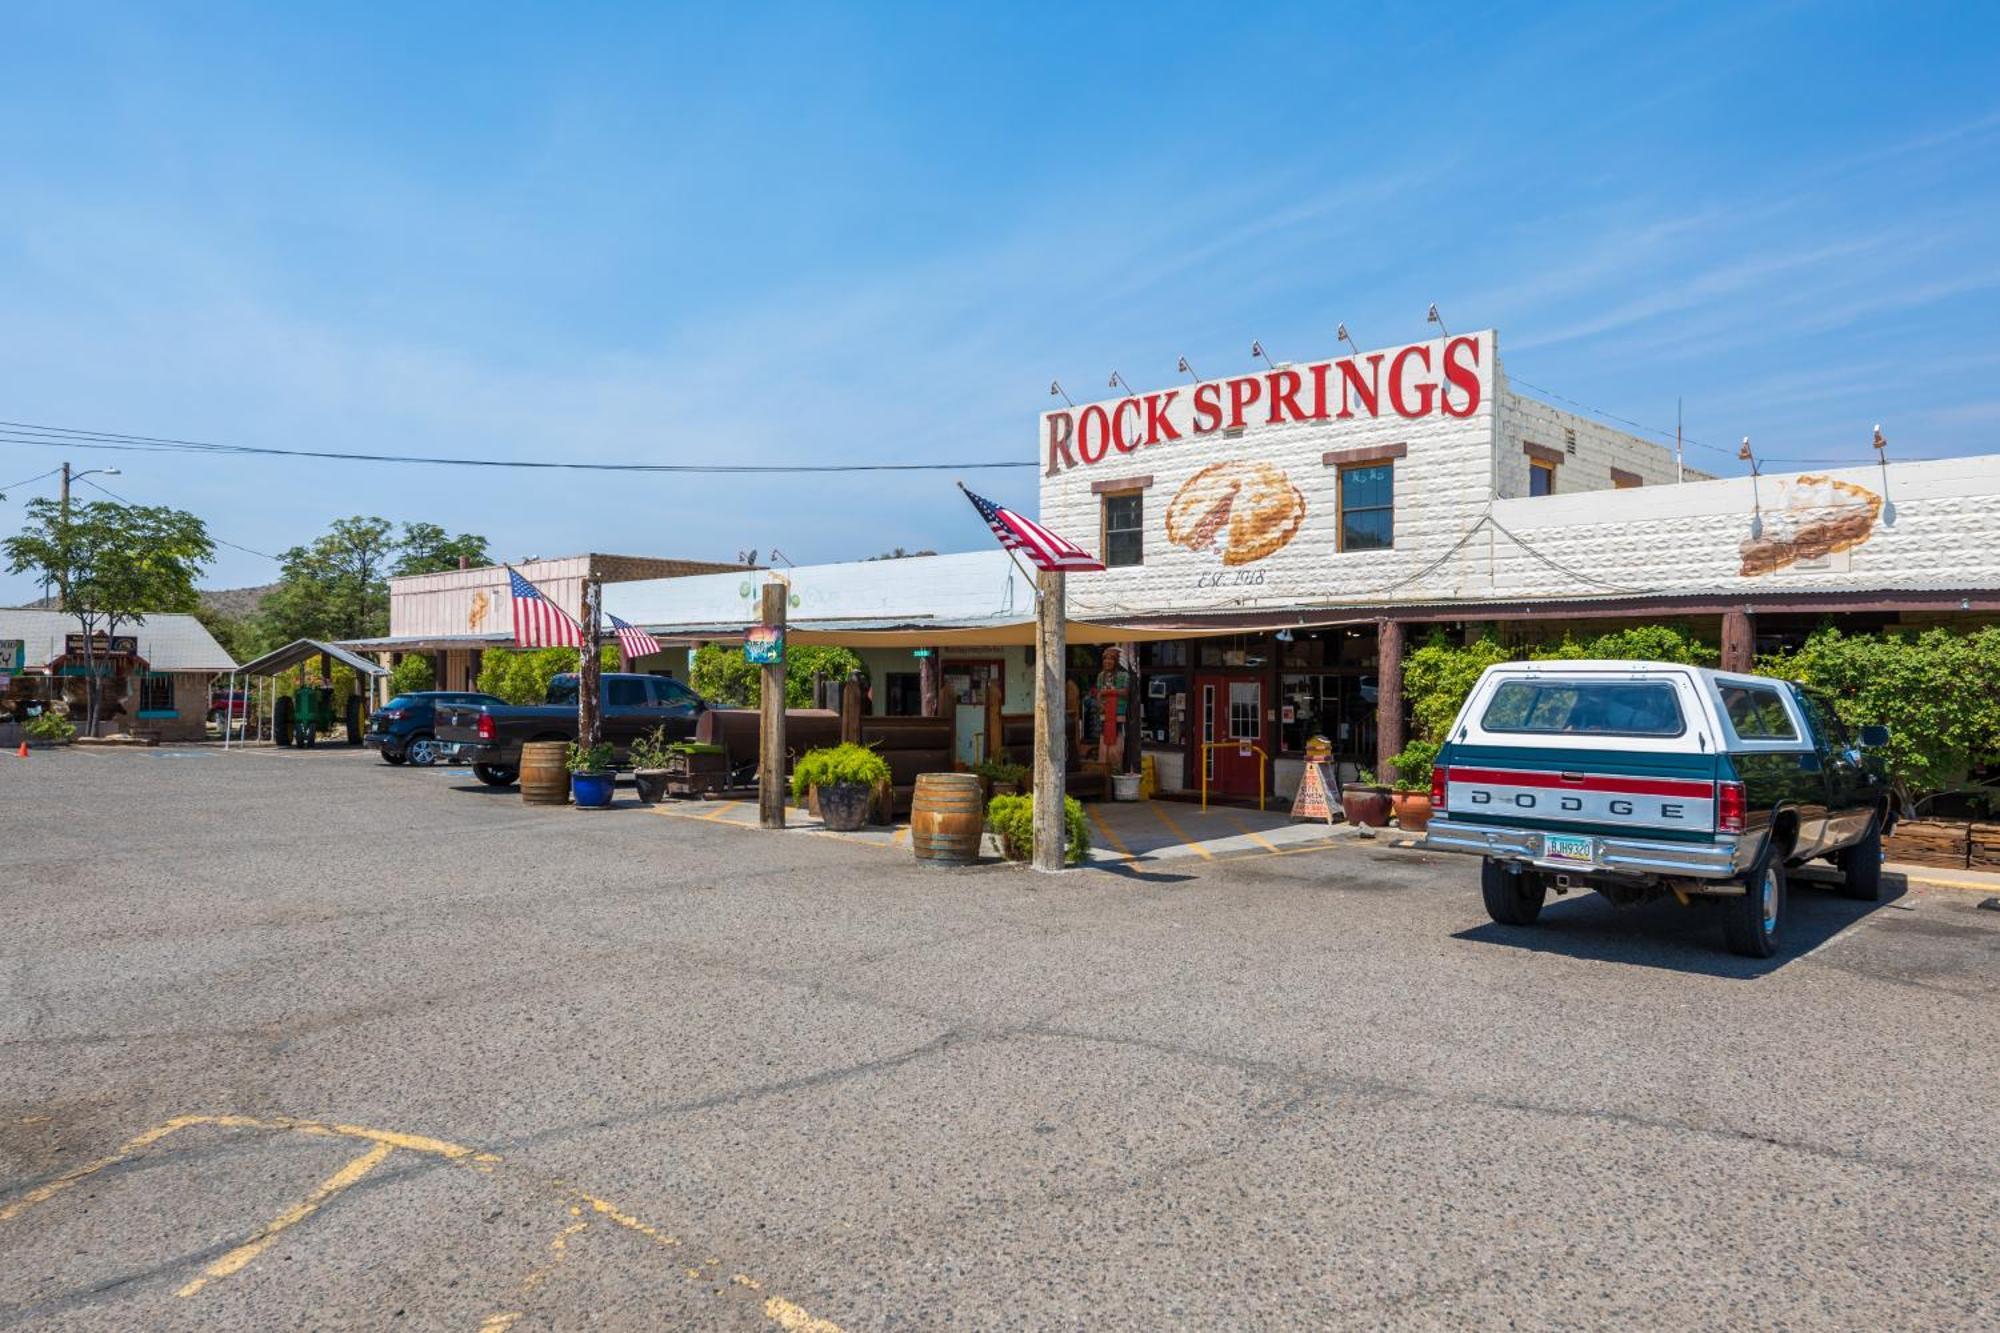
top-left (744, 625), bottom-right (785, 665)
top-left (1291, 760), bottom-right (1335, 824)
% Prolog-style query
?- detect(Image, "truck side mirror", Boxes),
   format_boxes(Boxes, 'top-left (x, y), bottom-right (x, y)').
top-left (1858, 724), bottom-right (1890, 748)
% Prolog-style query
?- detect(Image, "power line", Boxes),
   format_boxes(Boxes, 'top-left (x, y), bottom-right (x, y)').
top-left (76, 475), bottom-right (281, 562)
top-left (0, 418), bottom-right (1036, 474)
top-left (1, 466), bottom-right (64, 493)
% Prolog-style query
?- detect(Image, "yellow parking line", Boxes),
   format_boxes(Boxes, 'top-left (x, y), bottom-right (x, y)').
top-left (1148, 802), bottom-right (1213, 860)
top-left (1085, 806), bottom-right (1134, 859)
top-left (700, 800), bottom-right (746, 823)
top-left (176, 1140), bottom-right (396, 1297)
top-left (1219, 811), bottom-right (1281, 854)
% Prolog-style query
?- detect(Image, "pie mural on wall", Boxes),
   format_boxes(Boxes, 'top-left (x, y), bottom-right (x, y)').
top-left (1738, 474), bottom-right (1883, 577)
top-left (1164, 461), bottom-right (1307, 567)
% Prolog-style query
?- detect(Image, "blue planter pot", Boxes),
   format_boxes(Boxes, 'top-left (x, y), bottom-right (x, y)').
top-left (571, 772), bottom-right (615, 808)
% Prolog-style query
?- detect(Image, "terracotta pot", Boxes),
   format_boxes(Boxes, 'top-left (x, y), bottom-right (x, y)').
top-left (1390, 790), bottom-right (1434, 834)
top-left (1340, 784), bottom-right (1392, 827)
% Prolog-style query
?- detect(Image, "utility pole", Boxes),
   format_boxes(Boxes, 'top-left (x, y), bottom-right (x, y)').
top-left (60, 461), bottom-right (71, 511)
top-left (1032, 570), bottom-right (1068, 871)
top-left (578, 577), bottom-right (603, 749)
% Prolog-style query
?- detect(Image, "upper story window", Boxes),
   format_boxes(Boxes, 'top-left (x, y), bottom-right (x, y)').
top-left (1524, 442), bottom-right (1563, 496)
top-left (1611, 468), bottom-right (1642, 490)
top-left (1102, 491), bottom-right (1144, 567)
top-left (1338, 463), bottom-right (1394, 551)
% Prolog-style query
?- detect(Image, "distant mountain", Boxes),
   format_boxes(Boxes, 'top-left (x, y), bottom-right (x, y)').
top-left (199, 583), bottom-right (278, 621)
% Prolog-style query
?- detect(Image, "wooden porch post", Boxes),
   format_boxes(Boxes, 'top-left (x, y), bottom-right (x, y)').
top-left (758, 582), bottom-right (788, 829)
top-left (1033, 571), bottom-right (1068, 871)
top-left (578, 580), bottom-right (603, 748)
top-left (1376, 618), bottom-right (1405, 785)
top-left (1720, 607), bottom-right (1755, 673)
top-left (920, 649), bottom-right (943, 718)
top-left (840, 670), bottom-right (864, 746)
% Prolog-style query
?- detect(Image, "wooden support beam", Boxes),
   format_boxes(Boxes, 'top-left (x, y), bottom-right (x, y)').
top-left (839, 670), bottom-right (863, 746)
top-left (578, 580), bottom-right (603, 748)
top-left (1720, 607), bottom-right (1755, 673)
top-left (758, 582), bottom-right (788, 829)
top-left (920, 649), bottom-right (942, 718)
top-left (984, 682), bottom-right (1003, 764)
top-left (1033, 571), bottom-right (1068, 871)
top-left (1375, 618), bottom-right (1405, 784)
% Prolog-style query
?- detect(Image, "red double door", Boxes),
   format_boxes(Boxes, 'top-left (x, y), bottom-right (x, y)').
top-left (1194, 673), bottom-right (1265, 797)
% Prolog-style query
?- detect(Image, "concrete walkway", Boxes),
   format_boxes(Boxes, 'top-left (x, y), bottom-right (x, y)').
top-left (648, 794), bottom-right (1364, 866)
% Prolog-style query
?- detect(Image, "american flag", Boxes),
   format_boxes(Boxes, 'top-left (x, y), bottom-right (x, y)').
top-left (960, 486), bottom-right (1105, 572)
top-left (609, 613), bottom-right (663, 662)
top-left (507, 567), bottom-right (585, 648)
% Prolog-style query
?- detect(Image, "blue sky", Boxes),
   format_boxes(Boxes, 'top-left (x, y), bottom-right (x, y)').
top-left (3, 2), bottom-right (1997, 600)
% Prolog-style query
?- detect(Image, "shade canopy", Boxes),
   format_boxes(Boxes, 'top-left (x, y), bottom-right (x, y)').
top-left (233, 638), bottom-right (389, 679)
top-left (638, 611), bottom-right (1371, 649)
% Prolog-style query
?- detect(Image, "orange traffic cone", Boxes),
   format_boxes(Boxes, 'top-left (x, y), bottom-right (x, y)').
top-left (15, 742), bottom-right (27, 758)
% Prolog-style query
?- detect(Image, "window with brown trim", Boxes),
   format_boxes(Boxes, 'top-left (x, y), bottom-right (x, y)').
top-left (1338, 462), bottom-right (1394, 551)
top-left (1101, 490), bottom-right (1143, 567)
top-left (1529, 461), bottom-right (1556, 496)
top-left (1612, 468), bottom-right (1642, 489)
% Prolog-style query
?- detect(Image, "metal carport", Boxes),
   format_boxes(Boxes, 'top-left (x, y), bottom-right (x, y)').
top-left (220, 639), bottom-right (389, 749)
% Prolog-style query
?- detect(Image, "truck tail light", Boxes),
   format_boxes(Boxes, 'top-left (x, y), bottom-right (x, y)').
top-left (1430, 765), bottom-right (1447, 812)
top-left (1717, 780), bottom-right (1746, 834)
top-left (476, 713), bottom-right (496, 741)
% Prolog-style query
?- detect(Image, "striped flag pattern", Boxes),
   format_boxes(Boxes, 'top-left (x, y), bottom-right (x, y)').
top-left (507, 567), bottom-right (585, 648)
top-left (609, 613), bottom-right (663, 662)
top-left (960, 486), bottom-right (1106, 572)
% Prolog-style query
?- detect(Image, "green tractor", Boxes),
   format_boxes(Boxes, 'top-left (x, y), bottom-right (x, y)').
top-left (272, 665), bottom-right (364, 749)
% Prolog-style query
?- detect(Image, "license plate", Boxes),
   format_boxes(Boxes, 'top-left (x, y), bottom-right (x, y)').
top-left (1542, 833), bottom-right (1596, 864)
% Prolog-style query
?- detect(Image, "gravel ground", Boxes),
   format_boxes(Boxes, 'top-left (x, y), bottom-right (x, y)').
top-left (2, 744), bottom-right (1996, 1330)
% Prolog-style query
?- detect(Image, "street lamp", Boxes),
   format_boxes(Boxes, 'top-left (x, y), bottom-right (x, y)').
top-left (60, 464), bottom-right (121, 510)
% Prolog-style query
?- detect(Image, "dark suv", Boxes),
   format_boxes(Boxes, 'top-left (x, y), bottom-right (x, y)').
top-left (365, 691), bottom-right (506, 766)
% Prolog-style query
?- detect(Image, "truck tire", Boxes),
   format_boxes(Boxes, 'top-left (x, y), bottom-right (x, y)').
top-left (473, 763), bottom-right (518, 788)
top-left (1481, 858), bottom-right (1546, 925)
top-left (1723, 858), bottom-right (1786, 958)
top-left (1835, 821), bottom-right (1884, 902)
top-left (273, 696), bottom-right (294, 747)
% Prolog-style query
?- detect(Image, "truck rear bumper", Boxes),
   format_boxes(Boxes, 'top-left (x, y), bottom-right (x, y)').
top-left (1423, 817), bottom-right (1744, 879)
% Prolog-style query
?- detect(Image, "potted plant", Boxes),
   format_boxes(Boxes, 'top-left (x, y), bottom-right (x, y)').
top-left (628, 726), bottom-right (674, 804)
top-left (791, 742), bottom-right (892, 832)
top-left (1388, 738), bottom-right (1440, 833)
top-left (566, 740), bottom-right (616, 809)
top-left (24, 711), bottom-right (76, 748)
top-left (971, 757), bottom-right (1029, 800)
top-left (1339, 767), bottom-right (1392, 827)
top-left (985, 792), bottom-right (1092, 866)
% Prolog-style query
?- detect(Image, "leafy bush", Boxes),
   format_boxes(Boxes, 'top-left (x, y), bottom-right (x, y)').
top-left (985, 793), bottom-right (1091, 866)
top-left (1760, 625), bottom-right (2000, 796)
top-left (478, 646), bottom-right (620, 705)
top-left (388, 654), bottom-right (434, 695)
top-left (25, 711), bottom-right (76, 742)
top-left (565, 740), bottom-right (614, 774)
top-left (972, 757), bottom-right (1029, 787)
top-left (628, 725), bottom-right (676, 770)
top-left (789, 742), bottom-right (891, 800)
top-left (1388, 739), bottom-right (1439, 792)
top-left (691, 644), bottom-right (867, 708)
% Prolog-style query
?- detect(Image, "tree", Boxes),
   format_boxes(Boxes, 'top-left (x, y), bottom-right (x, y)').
top-left (478, 646), bottom-right (621, 705)
top-left (393, 523), bottom-right (490, 577)
top-left (388, 653), bottom-right (436, 695)
top-left (690, 643), bottom-right (865, 707)
top-left (259, 516), bottom-right (398, 644)
top-left (3, 497), bottom-right (214, 732)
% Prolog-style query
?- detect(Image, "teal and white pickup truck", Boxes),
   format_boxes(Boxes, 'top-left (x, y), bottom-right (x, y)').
top-left (1423, 661), bottom-right (1893, 957)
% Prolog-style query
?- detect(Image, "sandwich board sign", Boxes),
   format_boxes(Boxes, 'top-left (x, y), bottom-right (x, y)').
top-left (1291, 760), bottom-right (1335, 824)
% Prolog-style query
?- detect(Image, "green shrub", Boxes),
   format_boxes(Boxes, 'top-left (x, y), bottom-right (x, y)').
top-left (25, 711), bottom-right (76, 742)
top-left (971, 757), bottom-right (1029, 787)
top-left (1388, 739), bottom-right (1439, 792)
top-left (985, 792), bottom-right (1091, 866)
top-left (1760, 625), bottom-right (2000, 796)
top-left (388, 654), bottom-right (434, 696)
top-left (478, 646), bottom-right (620, 705)
top-left (628, 725), bottom-right (675, 770)
top-left (691, 644), bottom-right (867, 708)
top-left (565, 740), bottom-right (614, 774)
top-left (790, 742), bottom-right (891, 800)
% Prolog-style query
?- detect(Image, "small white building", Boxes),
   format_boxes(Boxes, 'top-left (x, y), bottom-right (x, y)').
top-left (0, 609), bottom-right (235, 742)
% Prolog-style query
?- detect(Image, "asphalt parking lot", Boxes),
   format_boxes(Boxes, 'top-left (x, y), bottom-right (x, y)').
top-left (4, 746), bottom-right (1997, 1330)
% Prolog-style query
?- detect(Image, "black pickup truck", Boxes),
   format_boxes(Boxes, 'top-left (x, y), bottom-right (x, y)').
top-left (435, 673), bottom-right (707, 786)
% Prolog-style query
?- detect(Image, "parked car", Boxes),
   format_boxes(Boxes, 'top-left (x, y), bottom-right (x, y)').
top-left (1423, 661), bottom-right (1893, 957)
top-left (434, 674), bottom-right (707, 786)
top-left (365, 691), bottom-right (507, 766)
top-left (207, 689), bottom-right (252, 731)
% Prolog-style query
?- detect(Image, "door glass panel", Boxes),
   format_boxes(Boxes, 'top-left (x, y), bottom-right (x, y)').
top-left (607, 679), bottom-right (648, 708)
top-left (1228, 681), bottom-right (1259, 740)
top-left (1202, 683), bottom-right (1216, 780)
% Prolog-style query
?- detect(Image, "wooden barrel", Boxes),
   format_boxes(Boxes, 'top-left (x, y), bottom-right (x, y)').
top-left (520, 740), bottom-right (570, 806)
top-left (910, 772), bottom-right (985, 865)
